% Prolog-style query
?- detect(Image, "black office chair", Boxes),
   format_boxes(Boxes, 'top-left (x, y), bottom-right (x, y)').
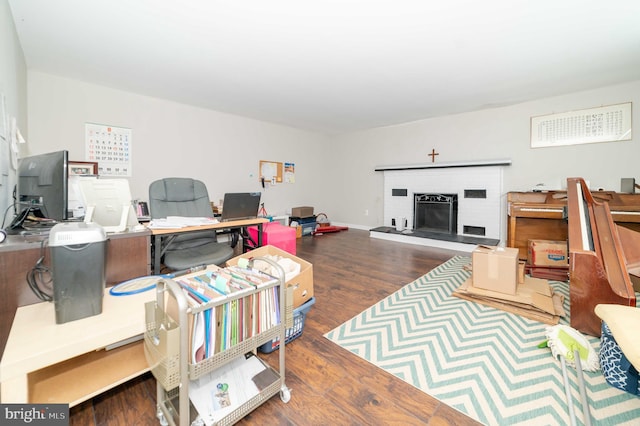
top-left (148, 178), bottom-right (234, 271)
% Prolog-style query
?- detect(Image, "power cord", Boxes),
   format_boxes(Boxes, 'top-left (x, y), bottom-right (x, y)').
top-left (1, 202), bottom-right (20, 229)
top-left (26, 239), bottom-right (53, 302)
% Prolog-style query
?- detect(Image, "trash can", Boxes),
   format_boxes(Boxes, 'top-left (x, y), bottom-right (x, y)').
top-left (49, 222), bottom-right (107, 324)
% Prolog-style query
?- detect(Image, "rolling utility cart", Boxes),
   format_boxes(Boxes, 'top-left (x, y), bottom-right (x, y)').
top-left (144, 258), bottom-right (293, 426)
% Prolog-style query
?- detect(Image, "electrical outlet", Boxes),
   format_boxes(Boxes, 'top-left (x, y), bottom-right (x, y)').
top-left (365, 209), bottom-right (369, 216)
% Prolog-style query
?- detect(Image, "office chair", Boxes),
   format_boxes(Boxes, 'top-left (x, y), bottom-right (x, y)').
top-left (148, 178), bottom-right (234, 271)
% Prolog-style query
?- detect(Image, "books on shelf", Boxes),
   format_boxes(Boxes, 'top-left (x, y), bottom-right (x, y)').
top-left (170, 265), bottom-right (281, 362)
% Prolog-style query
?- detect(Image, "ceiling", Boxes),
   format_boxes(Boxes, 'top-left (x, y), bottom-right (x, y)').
top-left (8, 0), bottom-right (640, 135)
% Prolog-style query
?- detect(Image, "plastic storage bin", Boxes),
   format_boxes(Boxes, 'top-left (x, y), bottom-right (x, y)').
top-left (49, 222), bottom-right (107, 324)
top-left (248, 222), bottom-right (297, 254)
top-left (290, 216), bottom-right (317, 236)
top-left (259, 296), bottom-right (315, 353)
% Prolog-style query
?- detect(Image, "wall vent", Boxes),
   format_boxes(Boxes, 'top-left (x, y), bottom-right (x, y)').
top-left (464, 225), bottom-right (486, 236)
top-left (464, 189), bottom-right (487, 199)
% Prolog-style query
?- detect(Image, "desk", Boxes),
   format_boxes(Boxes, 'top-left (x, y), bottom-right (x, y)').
top-left (0, 289), bottom-right (154, 406)
top-left (0, 230), bottom-right (151, 357)
top-left (149, 217), bottom-right (269, 274)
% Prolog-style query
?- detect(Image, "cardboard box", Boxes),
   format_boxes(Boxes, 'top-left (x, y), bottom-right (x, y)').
top-left (227, 245), bottom-right (313, 308)
top-left (291, 206), bottom-right (314, 218)
top-left (455, 274), bottom-right (564, 325)
top-left (528, 240), bottom-right (568, 267)
top-left (472, 246), bottom-right (519, 295)
top-left (518, 261), bottom-right (525, 284)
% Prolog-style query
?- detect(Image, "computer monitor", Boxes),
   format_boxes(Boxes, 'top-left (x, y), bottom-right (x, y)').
top-left (78, 178), bottom-right (139, 233)
top-left (15, 150), bottom-right (69, 224)
top-left (220, 192), bottom-right (262, 222)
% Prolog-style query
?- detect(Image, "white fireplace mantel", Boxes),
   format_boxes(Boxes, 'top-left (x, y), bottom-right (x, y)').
top-left (374, 158), bottom-right (511, 172)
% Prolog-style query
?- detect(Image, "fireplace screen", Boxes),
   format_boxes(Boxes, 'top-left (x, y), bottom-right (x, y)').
top-left (414, 193), bottom-right (458, 234)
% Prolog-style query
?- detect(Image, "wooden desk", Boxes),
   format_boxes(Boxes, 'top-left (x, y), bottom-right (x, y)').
top-left (149, 217), bottom-right (269, 274)
top-left (507, 191), bottom-right (640, 259)
top-left (0, 230), bottom-right (151, 357)
top-left (0, 289), bottom-right (154, 406)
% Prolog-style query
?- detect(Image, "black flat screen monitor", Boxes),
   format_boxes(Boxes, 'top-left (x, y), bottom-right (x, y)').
top-left (16, 150), bottom-right (69, 223)
top-left (220, 192), bottom-right (261, 222)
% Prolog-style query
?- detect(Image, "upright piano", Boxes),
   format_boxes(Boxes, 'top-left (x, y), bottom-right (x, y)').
top-left (507, 189), bottom-right (640, 260)
top-left (566, 177), bottom-right (638, 337)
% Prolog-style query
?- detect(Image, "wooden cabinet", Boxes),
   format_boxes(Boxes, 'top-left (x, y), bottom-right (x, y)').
top-left (105, 231), bottom-right (151, 286)
top-left (0, 230), bottom-right (151, 357)
top-left (507, 191), bottom-right (640, 260)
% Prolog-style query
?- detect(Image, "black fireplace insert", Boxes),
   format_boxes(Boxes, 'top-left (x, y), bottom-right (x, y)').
top-left (413, 193), bottom-right (458, 234)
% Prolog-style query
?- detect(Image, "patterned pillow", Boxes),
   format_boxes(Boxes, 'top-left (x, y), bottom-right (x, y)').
top-left (600, 322), bottom-right (640, 395)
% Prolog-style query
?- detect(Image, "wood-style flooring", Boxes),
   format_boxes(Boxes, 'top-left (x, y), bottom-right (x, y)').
top-left (70, 229), bottom-right (482, 425)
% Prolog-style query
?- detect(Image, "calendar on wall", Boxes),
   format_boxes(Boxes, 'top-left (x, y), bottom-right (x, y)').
top-left (85, 123), bottom-right (132, 176)
top-left (531, 102), bottom-right (632, 148)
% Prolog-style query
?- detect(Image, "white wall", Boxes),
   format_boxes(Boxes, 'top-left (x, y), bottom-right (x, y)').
top-left (26, 72), bottom-right (329, 218)
top-left (0, 0), bottom-right (27, 227)
top-left (327, 80), bottom-right (640, 234)
top-left (20, 75), bottom-right (640, 236)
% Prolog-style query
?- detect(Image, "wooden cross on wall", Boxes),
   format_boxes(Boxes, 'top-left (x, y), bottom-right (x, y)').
top-left (428, 148), bottom-right (439, 163)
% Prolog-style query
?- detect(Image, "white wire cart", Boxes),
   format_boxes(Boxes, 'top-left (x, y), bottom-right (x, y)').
top-left (144, 257), bottom-right (293, 426)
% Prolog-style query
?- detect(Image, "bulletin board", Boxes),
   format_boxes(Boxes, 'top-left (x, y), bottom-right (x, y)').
top-left (85, 123), bottom-right (132, 176)
top-left (259, 160), bottom-right (283, 184)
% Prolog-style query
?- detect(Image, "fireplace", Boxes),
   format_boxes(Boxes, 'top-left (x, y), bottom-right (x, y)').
top-left (375, 161), bottom-right (508, 249)
top-left (414, 193), bottom-right (458, 234)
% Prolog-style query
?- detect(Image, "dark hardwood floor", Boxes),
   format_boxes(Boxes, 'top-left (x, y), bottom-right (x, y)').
top-left (70, 229), bottom-right (482, 426)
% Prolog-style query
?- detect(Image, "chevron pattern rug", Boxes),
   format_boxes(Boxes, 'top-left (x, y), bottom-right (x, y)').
top-left (325, 256), bottom-right (640, 425)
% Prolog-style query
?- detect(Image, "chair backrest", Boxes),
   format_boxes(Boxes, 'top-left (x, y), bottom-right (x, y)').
top-left (148, 178), bottom-right (213, 219)
top-left (148, 178), bottom-right (217, 247)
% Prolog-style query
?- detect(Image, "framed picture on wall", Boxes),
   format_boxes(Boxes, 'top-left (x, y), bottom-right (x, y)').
top-left (530, 102), bottom-right (632, 148)
top-left (69, 161), bottom-right (98, 176)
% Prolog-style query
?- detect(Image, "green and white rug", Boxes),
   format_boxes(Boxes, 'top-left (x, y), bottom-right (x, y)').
top-left (325, 256), bottom-right (640, 425)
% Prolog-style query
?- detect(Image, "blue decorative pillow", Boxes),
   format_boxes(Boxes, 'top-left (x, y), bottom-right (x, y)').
top-left (600, 322), bottom-right (640, 396)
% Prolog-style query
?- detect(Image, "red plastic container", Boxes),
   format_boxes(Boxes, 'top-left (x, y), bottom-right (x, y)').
top-left (248, 222), bottom-right (297, 255)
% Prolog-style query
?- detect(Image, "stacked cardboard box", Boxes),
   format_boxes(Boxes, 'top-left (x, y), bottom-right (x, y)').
top-left (453, 245), bottom-right (565, 325)
top-left (472, 246), bottom-right (519, 295)
top-left (291, 206), bottom-right (314, 218)
top-left (528, 240), bottom-right (568, 267)
top-left (526, 240), bottom-right (569, 281)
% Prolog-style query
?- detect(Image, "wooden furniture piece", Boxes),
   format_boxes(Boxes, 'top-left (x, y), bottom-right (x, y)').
top-left (0, 229), bottom-right (151, 357)
top-left (507, 190), bottom-right (640, 260)
top-left (149, 218), bottom-right (268, 274)
top-left (566, 178), bottom-right (638, 337)
top-left (0, 288), bottom-right (154, 406)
